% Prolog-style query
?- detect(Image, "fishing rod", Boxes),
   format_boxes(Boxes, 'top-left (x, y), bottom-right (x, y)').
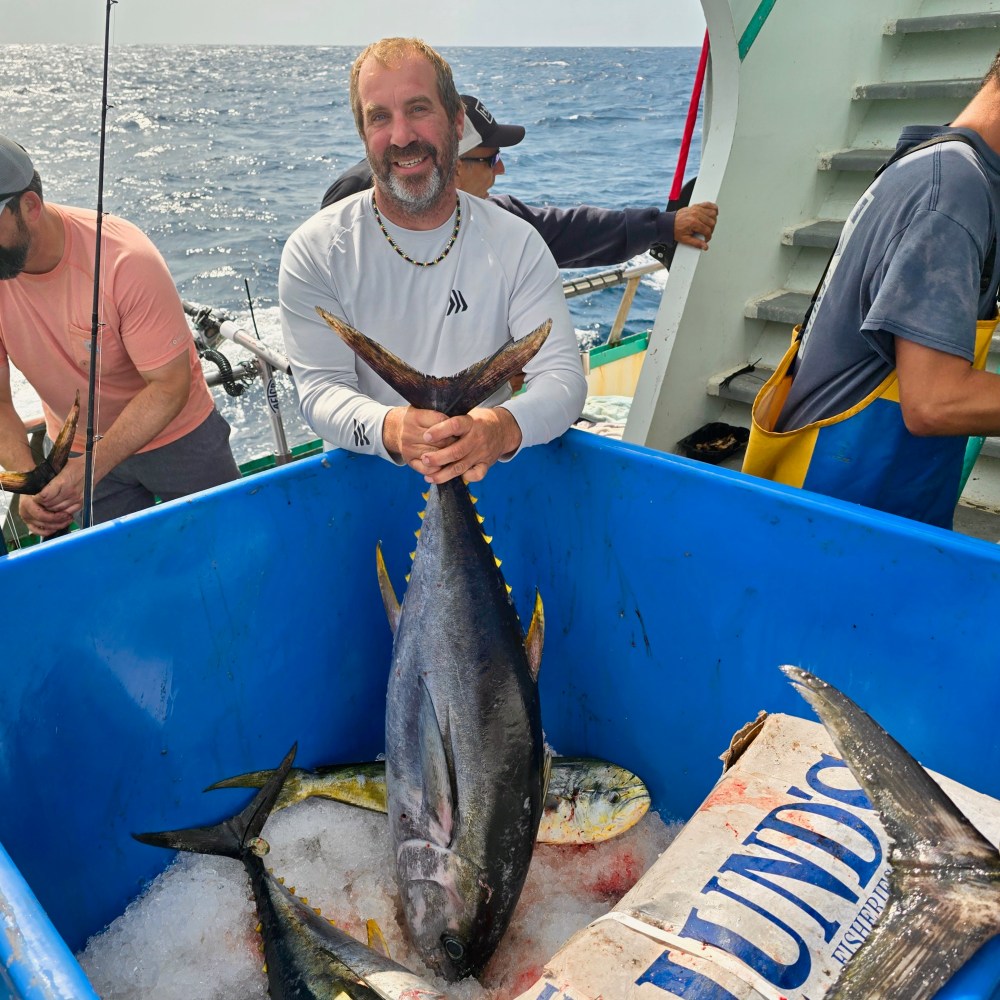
top-left (649, 30), bottom-right (710, 270)
top-left (81, 0), bottom-right (118, 529)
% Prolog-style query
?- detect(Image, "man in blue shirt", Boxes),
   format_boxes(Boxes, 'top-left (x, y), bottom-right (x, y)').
top-left (743, 51), bottom-right (1000, 528)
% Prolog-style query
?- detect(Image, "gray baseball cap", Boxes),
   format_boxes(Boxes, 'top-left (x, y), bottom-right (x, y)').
top-left (0, 136), bottom-right (34, 211)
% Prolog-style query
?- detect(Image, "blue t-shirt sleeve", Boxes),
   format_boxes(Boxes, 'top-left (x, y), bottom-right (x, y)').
top-left (861, 209), bottom-right (983, 364)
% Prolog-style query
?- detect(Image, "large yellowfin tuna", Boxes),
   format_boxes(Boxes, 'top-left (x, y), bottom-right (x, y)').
top-left (134, 745), bottom-right (447, 1000)
top-left (783, 665), bottom-right (1000, 999)
top-left (208, 755), bottom-right (651, 846)
top-left (317, 307), bottom-right (551, 982)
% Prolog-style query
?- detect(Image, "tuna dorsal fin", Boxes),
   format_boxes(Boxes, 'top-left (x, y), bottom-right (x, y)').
top-left (0, 391), bottom-right (80, 495)
top-left (316, 306), bottom-right (551, 416)
top-left (366, 919), bottom-right (391, 959)
top-left (376, 542), bottom-right (400, 633)
top-left (783, 665), bottom-right (1000, 999)
top-left (133, 744), bottom-right (298, 859)
top-left (417, 677), bottom-right (456, 847)
top-left (525, 589), bottom-right (544, 682)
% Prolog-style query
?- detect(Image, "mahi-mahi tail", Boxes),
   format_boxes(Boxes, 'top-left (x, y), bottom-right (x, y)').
top-left (783, 665), bottom-right (1000, 999)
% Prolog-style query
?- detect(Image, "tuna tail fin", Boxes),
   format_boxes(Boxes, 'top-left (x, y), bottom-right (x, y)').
top-left (133, 743), bottom-right (298, 860)
top-left (782, 666), bottom-right (1000, 1000)
top-left (315, 306), bottom-right (551, 416)
top-left (0, 391), bottom-right (80, 495)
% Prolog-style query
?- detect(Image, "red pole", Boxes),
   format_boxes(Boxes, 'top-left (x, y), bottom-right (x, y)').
top-left (669, 30), bottom-right (710, 204)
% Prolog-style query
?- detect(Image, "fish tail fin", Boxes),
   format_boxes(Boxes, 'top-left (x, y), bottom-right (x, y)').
top-left (133, 744), bottom-right (297, 859)
top-left (782, 666), bottom-right (1000, 998)
top-left (0, 392), bottom-right (80, 495)
top-left (315, 307), bottom-right (550, 415)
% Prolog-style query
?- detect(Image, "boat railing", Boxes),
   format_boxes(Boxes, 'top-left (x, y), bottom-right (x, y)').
top-left (561, 260), bottom-right (664, 347)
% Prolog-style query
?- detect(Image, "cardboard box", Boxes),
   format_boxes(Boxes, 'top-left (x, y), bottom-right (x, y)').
top-left (513, 713), bottom-right (1000, 1000)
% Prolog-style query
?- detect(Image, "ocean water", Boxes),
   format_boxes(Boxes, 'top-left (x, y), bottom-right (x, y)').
top-left (2, 43), bottom-right (702, 463)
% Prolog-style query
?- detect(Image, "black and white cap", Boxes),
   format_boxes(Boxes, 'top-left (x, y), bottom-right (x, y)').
top-left (458, 95), bottom-right (526, 155)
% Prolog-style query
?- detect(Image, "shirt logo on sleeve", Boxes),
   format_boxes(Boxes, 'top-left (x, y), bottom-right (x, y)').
top-left (353, 419), bottom-right (371, 448)
top-left (447, 290), bottom-right (468, 316)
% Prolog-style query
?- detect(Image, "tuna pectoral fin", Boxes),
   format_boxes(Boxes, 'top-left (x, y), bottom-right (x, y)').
top-left (418, 678), bottom-right (456, 847)
top-left (376, 542), bottom-right (400, 633)
top-left (783, 666), bottom-right (1000, 998)
top-left (0, 392), bottom-right (80, 495)
top-left (525, 589), bottom-right (544, 681)
top-left (316, 306), bottom-right (550, 415)
top-left (134, 744), bottom-right (297, 859)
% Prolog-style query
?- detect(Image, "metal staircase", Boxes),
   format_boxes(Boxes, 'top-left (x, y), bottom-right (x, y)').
top-left (710, 6), bottom-right (1000, 502)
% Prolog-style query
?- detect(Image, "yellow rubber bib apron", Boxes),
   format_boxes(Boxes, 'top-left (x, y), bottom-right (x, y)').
top-left (742, 319), bottom-right (997, 527)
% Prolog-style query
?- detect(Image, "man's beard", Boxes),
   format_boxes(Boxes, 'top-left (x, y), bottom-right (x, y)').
top-left (0, 213), bottom-right (30, 280)
top-left (369, 127), bottom-right (459, 215)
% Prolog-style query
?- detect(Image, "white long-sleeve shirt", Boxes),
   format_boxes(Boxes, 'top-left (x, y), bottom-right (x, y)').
top-left (279, 190), bottom-right (586, 461)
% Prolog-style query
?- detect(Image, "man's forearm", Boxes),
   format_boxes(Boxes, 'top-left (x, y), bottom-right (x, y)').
top-left (89, 380), bottom-right (187, 481)
top-left (0, 406), bottom-right (38, 472)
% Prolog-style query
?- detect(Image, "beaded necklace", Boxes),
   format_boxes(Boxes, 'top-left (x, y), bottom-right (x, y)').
top-left (371, 195), bottom-right (461, 267)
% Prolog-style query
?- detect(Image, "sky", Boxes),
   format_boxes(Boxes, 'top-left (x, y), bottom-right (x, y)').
top-left (5, 0), bottom-right (706, 47)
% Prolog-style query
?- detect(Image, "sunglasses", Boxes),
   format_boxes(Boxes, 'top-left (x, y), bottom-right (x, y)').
top-left (460, 151), bottom-right (502, 167)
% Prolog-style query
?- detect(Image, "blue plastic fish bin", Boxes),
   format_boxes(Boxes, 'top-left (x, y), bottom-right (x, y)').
top-left (1, 430), bottom-right (999, 998)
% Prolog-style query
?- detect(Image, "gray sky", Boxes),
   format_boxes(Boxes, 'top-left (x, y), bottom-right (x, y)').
top-left (5, 1), bottom-right (706, 47)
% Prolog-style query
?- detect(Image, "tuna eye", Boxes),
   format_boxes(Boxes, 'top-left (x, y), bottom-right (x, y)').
top-left (443, 936), bottom-right (465, 961)
top-left (608, 791), bottom-right (621, 804)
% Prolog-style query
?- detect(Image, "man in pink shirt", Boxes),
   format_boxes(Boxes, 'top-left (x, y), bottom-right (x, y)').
top-left (0, 134), bottom-right (239, 536)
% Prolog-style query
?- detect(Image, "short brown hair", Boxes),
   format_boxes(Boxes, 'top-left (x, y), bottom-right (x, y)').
top-left (984, 49), bottom-right (1000, 88)
top-left (349, 38), bottom-right (462, 138)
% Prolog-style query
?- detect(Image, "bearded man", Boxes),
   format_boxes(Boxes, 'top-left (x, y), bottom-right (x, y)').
top-left (0, 134), bottom-right (239, 536)
top-left (278, 37), bottom-right (586, 484)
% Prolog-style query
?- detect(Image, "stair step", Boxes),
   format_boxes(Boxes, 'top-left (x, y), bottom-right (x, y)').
top-left (782, 220), bottom-right (843, 248)
top-left (744, 290), bottom-right (811, 326)
top-left (887, 11), bottom-right (1000, 34)
top-left (819, 148), bottom-right (893, 172)
top-left (708, 363), bottom-right (776, 405)
top-left (853, 78), bottom-right (981, 101)
top-left (979, 437), bottom-right (1000, 459)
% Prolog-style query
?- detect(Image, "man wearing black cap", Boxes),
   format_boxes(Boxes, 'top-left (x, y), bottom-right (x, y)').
top-left (0, 134), bottom-right (240, 537)
top-left (320, 93), bottom-right (719, 268)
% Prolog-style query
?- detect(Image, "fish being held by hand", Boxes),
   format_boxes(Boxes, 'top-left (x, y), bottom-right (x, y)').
top-left (0, 392), bottom-right (80, 494)
top-left (134, 745), bottom-right (447, 1000)
top-left (318, 307), bottom-right (551, 982)
top-left (208, 755), bottom-right (651, 846)
top-left (783, 665), bottom-right (1000, 1000)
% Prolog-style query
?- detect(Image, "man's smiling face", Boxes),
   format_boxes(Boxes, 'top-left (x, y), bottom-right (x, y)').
top-left (360, 52), bottom-right (462, 218)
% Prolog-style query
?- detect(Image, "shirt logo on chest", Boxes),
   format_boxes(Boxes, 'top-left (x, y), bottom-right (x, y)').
top-left (447, 290), bottom-right (468, 316)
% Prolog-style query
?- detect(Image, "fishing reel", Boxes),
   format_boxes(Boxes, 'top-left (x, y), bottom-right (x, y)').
top-left (182, 299), bottom-right (255, 398)
top-left (183, 299), bottom-right (229, 353)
